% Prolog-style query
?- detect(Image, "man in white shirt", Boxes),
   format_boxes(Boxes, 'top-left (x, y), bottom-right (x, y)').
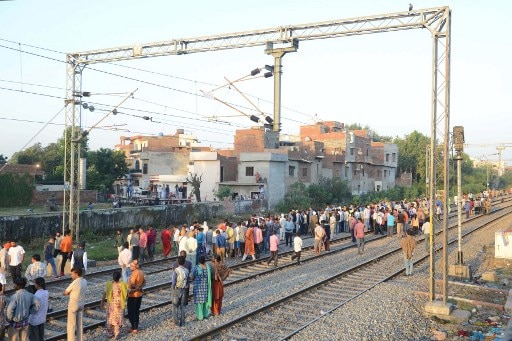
top-left (64, 267), bottom-right (87, 341)
top-left (118, 242), bottom-right (132, 282)
top-left (423, 217), bottom-right (432, 252)
top-left (8, 240), bottom-right (25, 282)
top-left (291, 232), bottom-right (303, 265)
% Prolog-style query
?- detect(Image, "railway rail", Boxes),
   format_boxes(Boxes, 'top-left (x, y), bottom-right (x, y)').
top-left (190, 202), bottom-right (512, 340)
top-left (39, 197), bottom-right (512, 340)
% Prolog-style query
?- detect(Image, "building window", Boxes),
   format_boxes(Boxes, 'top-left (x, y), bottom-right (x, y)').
top-left (143, 164), bottom-right (148, 174)
top-left (345, 166), bottom-right (349, 177)
top-left (386, 154), bottom-right (390, 162)
top-left (384, 169), bottom-right (388, 177)
top-left (134, 160), bottom-right (140, 170)
top-left (377, 170), bottom-right (382, 177)
top-left (220, 166), bottom-right (224, 182)
top-left (289, 166), bottom-right (295, 177)
top-left (392, 153), bottom-right (396, 162)
top-left (302, 168), bottom-right (308, 177)
top-left (350, 148), bottom-right (354, 156)
top-left (246, 167), bottom-right (254, 176)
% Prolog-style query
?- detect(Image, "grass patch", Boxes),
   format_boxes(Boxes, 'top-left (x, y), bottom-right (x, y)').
top-left (18, 228), bottom-right (163, 270)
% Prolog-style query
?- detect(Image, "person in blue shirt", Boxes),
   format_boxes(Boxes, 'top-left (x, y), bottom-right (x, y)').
top-left (215, 230), bottom-right (227, 263)
top-left (387, 209), bottom-right (396, 237)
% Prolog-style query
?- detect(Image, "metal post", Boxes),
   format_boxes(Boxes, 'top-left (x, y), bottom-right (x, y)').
top-left (441, 11), bottom-right (452, 306)
top-left (457, 156), bottom-right (463, 264)
top-left (272, 53), bottom-right (283, 133)
top-left (428, 32), bottom-right (438, 304)
top-left (454, 125), bottom-right (465, 266)
top-left (265, 41), bottom-right (298, 133)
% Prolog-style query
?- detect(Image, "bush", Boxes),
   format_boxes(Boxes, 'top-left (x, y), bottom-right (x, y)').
top-left (0, 173), bottom-right (34, 207)
top-left (215, 186), bottom-right (231, 200)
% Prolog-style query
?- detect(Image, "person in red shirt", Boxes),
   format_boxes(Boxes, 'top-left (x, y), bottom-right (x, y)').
top-left (266, 230), bottom-right (279, 267)
top-left (354, 218), bottom-right (365, 255)
top-left (146, 226), bottom-right (157, 261)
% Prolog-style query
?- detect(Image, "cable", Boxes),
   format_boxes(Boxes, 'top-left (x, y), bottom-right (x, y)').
top-left (0, 41), bottom-right (314, 124)
top-left (18, 43), bottom-right (23, 91)
top-left (0, 39), bottom-right (317, 126)
top-left (0, 79), bottom-right (63, 91)
top-left (18, 107), bottom-right (65, 151)
top-left (0, 43), bottom-right (65, 64)
top-left (0, 38), bottom-right (64, 55)
top-left (0, 85), bottom-right (63, 100)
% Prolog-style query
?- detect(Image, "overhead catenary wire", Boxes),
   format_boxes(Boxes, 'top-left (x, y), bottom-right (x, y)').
top-left (0, 115), bottom-right (304, 155)
top-left (0, 39), bottom-right (317, 122)
top-left (0, 38), bottom-right (329, 155)
top-left (18, 106), bottom-right (65, 151)
top-left (0, 83), bottom-right (304, 149)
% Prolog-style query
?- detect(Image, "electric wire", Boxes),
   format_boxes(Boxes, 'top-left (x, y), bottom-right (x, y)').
top-left (0, 39), bottom-right (316, 152)
top-left (18, 107), bottom-right (65, 151)
top-left (0, 79), bottom-right (63, 91)
top-left (0, 39), bottom-right (317, 122)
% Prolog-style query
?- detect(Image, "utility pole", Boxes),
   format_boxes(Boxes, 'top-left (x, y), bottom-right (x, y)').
top-left (265, 39), bottom-right (298, 133)
top-left (453, 126), bottom-right (464, 264)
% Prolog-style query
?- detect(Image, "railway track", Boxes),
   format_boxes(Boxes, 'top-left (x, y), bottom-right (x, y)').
top-left (189, 202), bottom-right (512, 340)
top-left (40, 197), bottom-right (512, 340)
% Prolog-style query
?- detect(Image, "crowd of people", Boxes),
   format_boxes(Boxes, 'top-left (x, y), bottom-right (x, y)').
top-left (0, 190), bottom-right (497, 339)
top-left (0, 232), bottom-right (90, 341)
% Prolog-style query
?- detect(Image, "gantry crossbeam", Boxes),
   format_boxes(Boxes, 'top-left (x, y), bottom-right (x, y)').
top-left (65, 8), bottom-right (451, 305)
top-left (70, 7), bottom-right (448, 64)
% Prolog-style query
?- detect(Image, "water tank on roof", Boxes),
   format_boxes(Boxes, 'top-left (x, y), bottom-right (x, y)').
top-left (177, 128), bottom-right (185, 134)
top-left (158, 132), bottom-right (164, 136)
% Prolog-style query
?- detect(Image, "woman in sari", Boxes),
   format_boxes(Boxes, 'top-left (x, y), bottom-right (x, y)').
top-left (241, 224), bottom-right (256, 261)
top-left (101, 271), bottom-right (128, 339)
top-left (211, 254), bottom-right (232, 316)
top-left (189, 255), bottom-right (212, 320)
top-left (161, 226), bottom-right (172, 257)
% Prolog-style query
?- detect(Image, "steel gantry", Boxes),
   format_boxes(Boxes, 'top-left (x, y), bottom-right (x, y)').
top-left (465, 143), bottom-right (512, 176)
top-left (64, 7), bottom-right (451, 301)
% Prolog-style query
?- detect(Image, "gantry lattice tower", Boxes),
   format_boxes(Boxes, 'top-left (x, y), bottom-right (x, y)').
top-left (64, 6), bottom-right (451, 300)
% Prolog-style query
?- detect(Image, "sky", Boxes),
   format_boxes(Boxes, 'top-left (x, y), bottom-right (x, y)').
top-left (1, 0), bottom-right (511, 166)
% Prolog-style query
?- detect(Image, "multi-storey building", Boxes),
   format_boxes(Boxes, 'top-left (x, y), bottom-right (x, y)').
top-left (115, 129), bottom-right (201, 191)
top-left (114, 121), bottom-right (398, 207)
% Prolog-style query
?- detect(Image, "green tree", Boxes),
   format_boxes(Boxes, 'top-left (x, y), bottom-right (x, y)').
top-left (0, 173), bottom-right (34, 207)
top-left (215, 186), bottom-right (231, 200)
top-left (41, 142), bottom-right (65, 181)
top-left (275, 182), bottom-right (311, 212)
top-left (86, 148), bottom-right (128, 192)
top-left (9, 143), bottom-right (44, 165)
top-left (393, 131), bottom-right (430, 184)
top-left (501, 170), bottom-right (512, 189)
